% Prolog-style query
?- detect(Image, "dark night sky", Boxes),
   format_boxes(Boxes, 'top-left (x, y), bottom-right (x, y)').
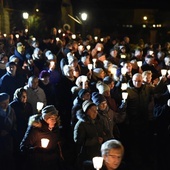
top-left (5, 0), bottom-right (170, 35)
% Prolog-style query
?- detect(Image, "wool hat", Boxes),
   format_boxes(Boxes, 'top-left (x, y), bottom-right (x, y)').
top-left (39, 70), bottom-right (50, 79)
top-left (42, 105), bottom-right (58, 120)
top-left (75, 75), bottom-right (88, 87)
top-left (0, 93), bottom-right (9, 102)
top-left (103, 76), bottom-right (114, 85)
top-left (91, 92), bottom-right (106, 105)
top-left (78, 89), bottom-right (90, 99)
top-left (63, 65), bottom-right (74, 76)
top-left (45, 50), bottom-right (56, 61)
top-left (96, 81), bottom-right (110, 94)
top-left (17, 42), bottom-right (23, 47)
top-left (93, 68), bottom-right (104, 78)
top-left (82, 100), bottom-right (96, 112)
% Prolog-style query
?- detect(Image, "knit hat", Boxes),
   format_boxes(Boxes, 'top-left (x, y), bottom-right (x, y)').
top-left (45, 50), bottom-right (56, 61)
top-left (76, 75), bottom-right (88, 87)
top-left (91, 92), bottom-right (106, 105)
top-left (78, 89), bottom-right (90, 99)
top-left (0, 93), bottom-right (9, 102)
top-left (63, 65), bottom-right (74, 76)
top-left (93, 68), bottom-right (104, 78)
top-left (17, 42), bottom-right (23, 47)
top-left (82, 100), bottom-right (96, 112)
top-left (96, 81), bottom-right (110, 94)
top-left (103, 76), bottom-right (114, 85)
top-left (39, 70), bottom-right (50, 79)
top-left (42, 105), bottom-right (58, 120)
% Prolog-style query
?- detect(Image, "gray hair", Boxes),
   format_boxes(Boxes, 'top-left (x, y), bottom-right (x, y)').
top-left (101, 139), bottom-right (124, 157)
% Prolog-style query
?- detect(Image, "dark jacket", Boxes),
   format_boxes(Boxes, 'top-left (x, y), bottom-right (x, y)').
top-left (20, 114), bottom-right (62, 170)
top-left (74, 111), bottom-right (108, 162)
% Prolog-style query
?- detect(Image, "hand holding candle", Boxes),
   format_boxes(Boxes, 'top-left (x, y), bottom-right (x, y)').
top-left (92, 156), bottom-right (103, 170)
top-left (41, 138), bottom-right (49, 148)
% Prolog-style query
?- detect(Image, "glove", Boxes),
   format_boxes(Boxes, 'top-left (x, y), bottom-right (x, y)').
top-left (118, 100), bottom-right (127, 111)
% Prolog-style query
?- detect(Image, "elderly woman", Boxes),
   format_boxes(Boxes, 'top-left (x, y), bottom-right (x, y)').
top-left (74, 100), bottom-right (108, 169)
top-left (20, 105), bottom-right (63, 170)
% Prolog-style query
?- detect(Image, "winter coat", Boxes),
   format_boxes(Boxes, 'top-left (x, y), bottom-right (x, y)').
top-left (126, 78), bottom-right (165, 131)
top-left (74, 111), bottom-right (108, 162)
top-left (98, 105), bottom-right (126, 139)
top-left (9, 99), bottom-right (33, 144)
top-left (24, 85), bottom-right (47, 114)
top-left (20, 114), bottom-right (62, 170)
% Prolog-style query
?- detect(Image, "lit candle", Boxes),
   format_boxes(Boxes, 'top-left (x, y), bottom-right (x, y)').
top-left (56, 37), bottom-right (60, 41)
top-left (92, 156), bottom-right (103, 170)
top-left (122, 92), bottom-right (128, 101)
top-left (167, 84), bottom-right (170, 93)
top-left (86, 45), bottom-right (91, 50)
top-left (97, 47), bottom-right (102, 51)
top-left (81, 76), bottom-right (87, 89)
top-left (37, 102), bottom-right (44, 112)
top-left (137, 61), bottom-right (142, 67)
top-left (121, 67), bottom-right (126, 75)
top-left (120, 54), bottom-right (126, 59)
top-left (92, 58), bottom-right (97, 68)
top-left (71, 34), bottom-right (76, 39)
top-left (88, 64), bottom-right (93, 71)
top-left (161, 69), bottom-right (167, 76)
top-left (41, 138), bottom-right (49, 148)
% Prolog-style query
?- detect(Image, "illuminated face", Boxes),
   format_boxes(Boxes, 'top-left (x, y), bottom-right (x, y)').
top-left (108, 81), bottom-right (115, 89)
top-left (20, 91), bottom-right (27, 103)
top-left (86, 105), bottom-right (98, 120)
top-left (143, 74), bottom-right (152, 84)
top-left (132, 75), bottom-right (143, 88)
top-left (31, 78), bottom-right (39, 89)
top-left (6, 65), bottom-right (17, 76)
top-left (98, 101), bottom-right (107, 111)
top-left (46, 115), bottom-right (58, 128)
top-left (104, 148), bottom-right (123, 170)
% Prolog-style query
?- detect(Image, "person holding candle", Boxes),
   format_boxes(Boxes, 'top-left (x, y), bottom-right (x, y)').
top-left (99, 139), bottom-right (126, 170)
top-left (91, 92), bottom-right (126, 140)
top-left (20, 105), bottom-right (64, 170)
top-left (83, 139), bottom-right (126, 170)
top-left (74, 100), bottom-right (108, 170)
top-left (124, 73), bottom-right (167, 170)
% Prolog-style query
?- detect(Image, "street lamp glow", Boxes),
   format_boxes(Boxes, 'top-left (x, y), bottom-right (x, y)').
top-left (81, 12), bottom-right (87, 21)
top-left (23, 12), bottom-right (29, 19)
top-left (143, 16), bottom-right (147, 21)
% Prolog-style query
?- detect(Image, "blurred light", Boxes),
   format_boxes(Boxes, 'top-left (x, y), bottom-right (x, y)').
top-left (23, 12), bottom-right (29, 19)
top-left (143, 16), bottom-right (147, 21)
top-left (81, 12), bottom-right (88, 21)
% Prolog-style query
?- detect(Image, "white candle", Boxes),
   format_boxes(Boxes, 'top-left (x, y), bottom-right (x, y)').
top-left (41, 138), bottom-right (49, 148)
top-left (161, 69), bottom-right (167, 76)
top-left (88, 64), bottom-right (93, 71)
top-left (121, 67), bottom-right (126, 75)
top-left (122, 92), bottom-right (128, 101)
top-left (37, 102), bottom-right (44, 112)
top-left (137, 61), bottom-right (142, 67)
top-left (92, 58), bottom-right (97, 68)
top-left (92, 156), bottom-right (103, 170)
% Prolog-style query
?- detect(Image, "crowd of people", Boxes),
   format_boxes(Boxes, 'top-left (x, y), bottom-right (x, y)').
top-left (0, 27), bottom-right (170, 170)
